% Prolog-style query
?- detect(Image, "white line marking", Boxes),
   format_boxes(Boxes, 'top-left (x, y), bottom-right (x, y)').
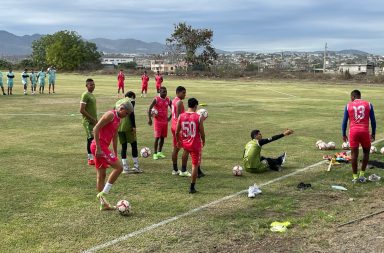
top-left (83, 138), bottom-right (384, 252)
top-left (258, 86), bottom-right (298, 98)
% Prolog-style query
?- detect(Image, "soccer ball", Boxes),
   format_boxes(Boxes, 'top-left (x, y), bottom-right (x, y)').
top-left (140, 147), bottom-right (151, 158)
top-left (318, 142), bottom-right (327, 150)
top-left (315, 140), bottom-right (323, 148)
top-left (380, 147), bottom-right (384, 154)
top-left (342, 142), bottom-right (350, 150)
top-left (370, 146), bottom-right (377, 154)
top-left (116, 199), bottom-right (131, 216)
top-left (232, 165), bottom-right (243, 176)
top-left (197, 108), bottom-right (208, 120)
top-left (327, 142), bottom-right (336, 150)
top-left (151, 108), bottom-right (158, 117)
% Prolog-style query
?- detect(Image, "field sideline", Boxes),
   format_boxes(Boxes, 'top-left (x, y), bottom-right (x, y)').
top-left (1, 73), bottom-right (384, 252)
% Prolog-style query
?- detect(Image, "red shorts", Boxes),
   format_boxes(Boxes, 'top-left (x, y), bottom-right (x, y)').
top-left (142, 84), bottom-right (148, 92)
top-left (349, 131), bottom-right (371, 149)
top-left (90, 142), bottom-right (118, 169)
top-left (156, 85), bottom-right (161, 91)
top-left (118, 82), bottom-right (124, 89)
top-left (154, 121), bottom-right (168, 138)
top-left (184, 147), bottom-right (202, 166)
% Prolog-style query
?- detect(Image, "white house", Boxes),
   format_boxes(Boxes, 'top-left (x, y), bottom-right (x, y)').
top-left (101, 57), bottom-right (135, 66)
top-left (338, 63), bottom-right (374, 75)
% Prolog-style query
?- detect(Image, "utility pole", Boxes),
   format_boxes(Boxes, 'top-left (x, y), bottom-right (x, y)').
top-left (323, 42), bottom-right (327, 73)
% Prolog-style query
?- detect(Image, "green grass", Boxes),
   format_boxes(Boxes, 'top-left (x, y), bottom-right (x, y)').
top-left (1, 73), bottom-right (384, 252)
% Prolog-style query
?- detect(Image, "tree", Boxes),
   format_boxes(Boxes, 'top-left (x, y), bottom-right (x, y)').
top-left (31, 30), bottom-right (101, 70)
top-left (166, 22), bottom-right (218, 69)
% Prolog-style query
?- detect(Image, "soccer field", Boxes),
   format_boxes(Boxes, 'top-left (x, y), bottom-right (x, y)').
top-left (1, 74), bottom-right (384, 252)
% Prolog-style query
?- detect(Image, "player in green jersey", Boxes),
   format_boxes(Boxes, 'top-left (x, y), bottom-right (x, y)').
top-left (47, 66), bottom-right (56, 94)
top-left (7, 69), bottom-right (14, 95)
top-left (243, 129), bottom-right (293, 173)
top-left (80, 78), bottom-right (98, 165)
top-left (30, 69), bottom-right (37, 95)
top-left (37, 68), bottom-right (46, 94)
top-left (0, 71), bottom-right (6, 95)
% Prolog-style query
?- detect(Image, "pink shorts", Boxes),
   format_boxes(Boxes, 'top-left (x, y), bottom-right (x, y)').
top-left (154, 121), bottom-right (168, 138)
top-left (142, 85), bottom-right (148, 92)
top-left (184, 148), bottom-right (201, 166)
top-left (118, 82), bottom-right (124, 89)
top-left (90, 142), bottom-right (118, 169)
top-left (349, 131), bottom-right (371, 149)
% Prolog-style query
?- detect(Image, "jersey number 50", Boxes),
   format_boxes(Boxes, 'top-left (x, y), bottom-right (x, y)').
top-left (182, 122), bottom-right (196, 138)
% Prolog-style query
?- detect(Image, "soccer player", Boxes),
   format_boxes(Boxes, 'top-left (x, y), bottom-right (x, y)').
top-left (141, 71), bottom-right (149, 97)
top-left (7, 69), bottom-right (14, 95)
top-left (117, 69), bottom-right (125, 97)
top-left (342, 89), bottom-right (376, 183)
top-left (80, 79), bottom-right (98, 166)
top-left (91, 101), bottom-right (133, 210)
top-left (175, 98), bottom-right (205, 193)
top-left (30, 69), bottom-right (37, 95)
top-left (21, 69), bottom-right (29, 95)
top-left (0, 70), bottom-right (6, 95)
top-left (47, 66), bottom-right (56, 94)
top-left (116, 91), bottom-right (142, 173)
top-left (243, 129), bottom-right (293, 173)
top-left (155, 70), bottom-right (163, 94)
top-left (148, 86), bottom-right (171, 160)
top-left (37, 68), bottom-right (46, 94)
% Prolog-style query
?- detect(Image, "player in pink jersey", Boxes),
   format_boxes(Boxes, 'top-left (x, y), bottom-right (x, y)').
top-left (155, 71), bottom-right (163, 94)
top-left (91, 102), bottom-right (134, 210)
top-left (148, 86), bottom-right (172, 160)
top-left (342, 90), bottom-right (376, 183)
top-left (117, 69), bottom-right (125, 97)
top-left (176, 98), bottom-right (206, 194)
top-left (141, 71), bottom-right (149, 97)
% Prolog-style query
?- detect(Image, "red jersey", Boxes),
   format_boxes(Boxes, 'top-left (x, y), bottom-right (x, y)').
top-left (155, 75), bottom-right (163, 87)
top-left (347, 99), bottom-right (371, 133)
top-left (98, 110), bottom-right (121, 147)
top-left (141, 75), bottom-right (149, 86)
top-left (117, 72), bottom-right (125, 84)
top-left (154, 96), bottom-right (170, 122)
top-left (178, 112), bottom-right (202, 151)
top-left (171, 97), bottom-right (185, 131)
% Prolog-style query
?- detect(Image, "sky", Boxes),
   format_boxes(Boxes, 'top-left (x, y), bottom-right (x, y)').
top-left (2, 0), bottom-right (384, 54)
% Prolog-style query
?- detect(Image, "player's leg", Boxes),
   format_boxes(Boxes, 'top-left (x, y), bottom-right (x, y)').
top-left (359, 132), bottom-right (371, 182)
top-left (49, 82), bottom-right (51, 94)
top-left (119, 131), bottom-right (129, 172)
top-left (179, 150), bottom-right (191, 177)
top-left (122, 85), bottom-right (124, 94)
top-left (189, 150), bottom-right (201, 193)
top-left (172, 146), bottom-right (180, 174)
top-left (349, 131), bottom-right (361, 182)
top-left (52, 82), bottom-right (55, 93)
top-left (130, 141), bottom-right (141, 172)
top-left (153, 137), bottom-right (160, 160)
top-left (157, 123), bottom-right (167, 158)
top-left (157, 137), bottom-right (165, 158)
top-left (1, 85), bottom-right (5, 95)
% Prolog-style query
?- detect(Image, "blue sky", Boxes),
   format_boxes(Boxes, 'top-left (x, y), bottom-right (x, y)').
top-left (2, 0), bottom-right (384, 54)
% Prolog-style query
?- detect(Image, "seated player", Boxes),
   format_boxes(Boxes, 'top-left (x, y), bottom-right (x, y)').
top-left (243, 129), bottom-right (294, 173)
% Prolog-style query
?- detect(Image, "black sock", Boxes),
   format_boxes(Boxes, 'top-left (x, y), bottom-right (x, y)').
top-left (190, 183), bottom-right (195, 190)
top-left (173, 163), bottom-right (178, 171)
top-left (181, 165), bottom-right (187, 172)
top-left (198, 166), bottom-right (203, 174)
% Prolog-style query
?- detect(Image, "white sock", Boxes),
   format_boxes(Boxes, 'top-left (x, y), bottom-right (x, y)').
top-left (133, 157), bottom-right (139, 164)
top-left (102, 183), bottom-right (113, 194)
top-left (88, 154), bottom-right (94, 160)
top-left (122, 159), bottom-right (127, 165)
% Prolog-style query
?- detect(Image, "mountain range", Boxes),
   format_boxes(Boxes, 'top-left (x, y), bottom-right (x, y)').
top-left (0, 30), bottom-right (371, 56)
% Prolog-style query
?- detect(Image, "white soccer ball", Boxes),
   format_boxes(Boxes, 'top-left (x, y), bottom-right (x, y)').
top-left (140, 147), bottom-right (151, 158)
top-left (315, 140), bottom-right (323, 148)
top-left (116, 199), bottom-right (131, 216)
top-left (318, 142), bottom-right (327, 150)
top-left (232, 165), bottom-right (243, 176)
top-left (342, 142), bottom-right (350, 150)
top-left (151, 108), bottom-right (158, 116)
top-left (380, 147), bottom-right (384, 154)
top-left (327, 142), bottom-right (336, 150)
top-left (197, 108), bottom-right (208, 120)
top-left (370, 146), bottom-right (377, 154)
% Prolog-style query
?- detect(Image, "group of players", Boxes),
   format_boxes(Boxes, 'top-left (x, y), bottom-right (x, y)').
top-left (80, 75), bottom-right (206, 210)
top-left (0, 67), bottom-right (57, 95)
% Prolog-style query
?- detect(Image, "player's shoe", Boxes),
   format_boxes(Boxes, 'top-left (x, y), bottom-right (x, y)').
top-left (198, 171), bottom-right (206, 178)
top-left (153, 153), bottom-right (159, 160)
top-left (179, 171), bottom-right (191, 177)
top-left (157, 152), bottom-right (166, 159)
top-left (88, 159), bottom-right (95, 165)
top-left (189, 188), bottom-right (197, 194)
top-left (172, 170), bottom-right (180, 175)
top-left (358, 176), bottom-right (367, 183)
top-left (248, 185), bottom-right (256, 198)
top-left (122, 164), bottom-right (130, 174)
top-left (278, 152), bottom-right (287, 166)
top-left (97, 192), bottom-right (115, 211)
top-left (132, 163), bottom-right (143, 173)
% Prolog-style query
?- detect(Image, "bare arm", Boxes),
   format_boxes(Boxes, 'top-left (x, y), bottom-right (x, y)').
top-left (148, 98), bottom-right (157, 126)
top-left (168, 99), bottom-right (172, 122)
top-left (113, 131), bottom-right (118, 156)
top-left (175, 116), bottom-right (181, 146)
top-left (80, 103), bottom-right (97, 124)
top-left (199, 118), bottom-right (205, 147)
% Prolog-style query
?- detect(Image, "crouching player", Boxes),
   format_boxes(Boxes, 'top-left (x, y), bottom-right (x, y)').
top-left (243, 129), bottom-right (293, 173)
top-left (91, 102), bottom-right (134, 210)
top-left (176, 98), bottom-right (205, 194)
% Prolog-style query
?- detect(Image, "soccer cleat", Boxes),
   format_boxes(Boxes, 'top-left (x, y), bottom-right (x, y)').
top-left (172, 170), bottom-right (180, 175)
top-left (132, 164), bottom-right (143, 173)
top-left (198, 171), bottom-right (206, 178)
top-left (280, 152), bottom-right (287, 166)
top-left (352, 178), bottom-right (358, 184)
top-left (252, 184), bottom-right (262, 195)
top-left (179, 171), bottom-right (191, 177)
top-left (157, 152), bottom-right (166, 159)
top-left (122, 164), bottom-right (130, 174)
top-left (248, 186), bottom-right (256, 198)
top-left (97, 192), bottom-right (115, 211)
top-left (368, 174), bottom-right (381, 182)
top-left (153, 153), bottom-right (159, 160)
top-left (189, 188), bottom-right (197, 194)
top-left (358, 176), bottom-right (367, 183)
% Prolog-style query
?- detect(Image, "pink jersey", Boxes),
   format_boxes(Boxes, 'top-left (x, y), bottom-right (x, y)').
top-left (155, 75), bottom-right (163, 87)
top-left (98, 110), bottom-right (121, 147)
top-left (141, 75), bottom-right (149, 86)
top-left (154, 96), bottom-right (170, 122)
top-left (171, 97), bottom-right (185, 131)
top-left (347, 99), bottom-right (371, 133)
top-left (178, 112), bottom-right (201, 151)
top-left (117, 72), bottom-right (125, 84)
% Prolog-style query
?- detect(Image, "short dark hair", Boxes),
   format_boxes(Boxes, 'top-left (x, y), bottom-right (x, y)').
top-left (160, 86), bottom-right (167, 91)
top-left (86, 78), bottom-right (94, 84)
top-left (250, 130), bottom-right (260, 139)
top-left (176, 86), bottom-right (186, 93)
top-left (188, 98), bottom-right (199, 108)
top-left (351, 90), bottom-right (361, 98)
top-left (125, 91), bottom-right (136, 99)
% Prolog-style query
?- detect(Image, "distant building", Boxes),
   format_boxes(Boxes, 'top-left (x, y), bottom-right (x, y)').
top-left (150, 60), bottom-right (188, 73)
top-left (101, 56), bottom-right (134, 66)
top-left (338, 63), bottom-right (374, 75)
